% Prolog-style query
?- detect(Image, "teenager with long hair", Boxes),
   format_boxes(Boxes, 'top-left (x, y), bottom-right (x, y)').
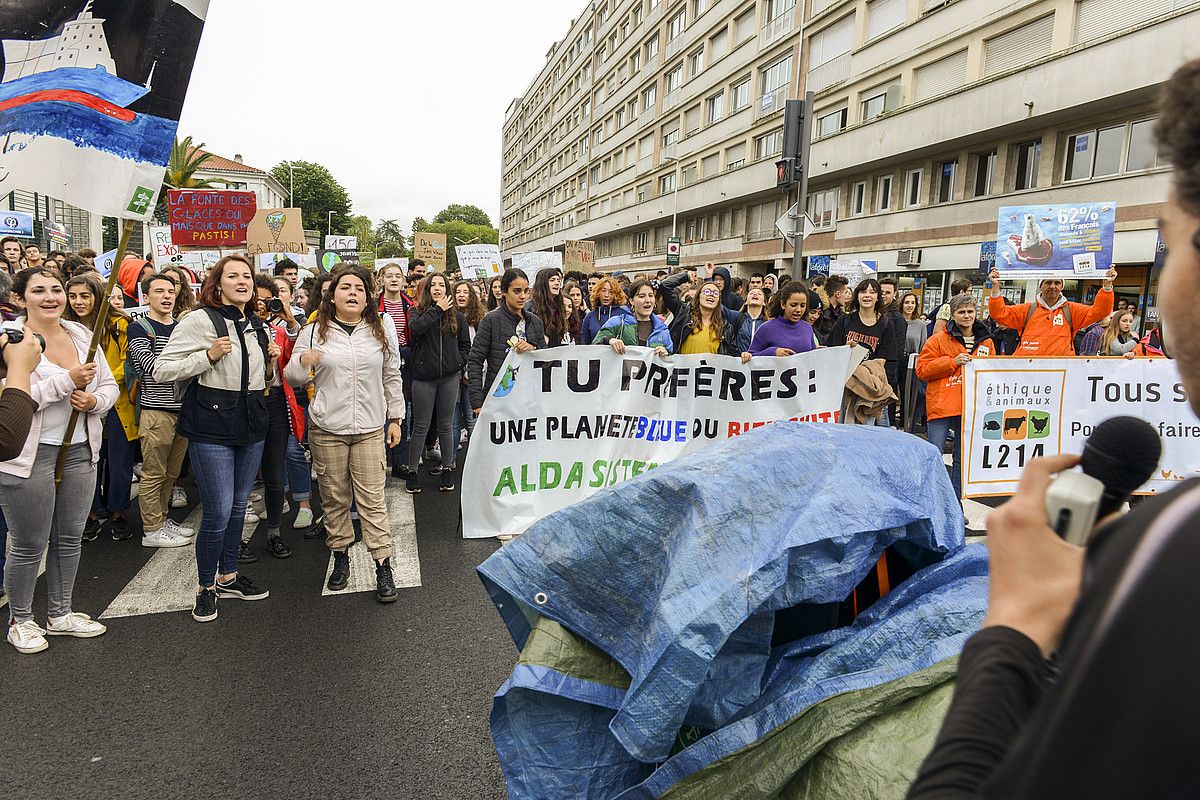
top-left (827, 278), bottom-right (900, 426)
top-left (593, 279), bottom-right (672, 356)
top-left (1099, 309), bottom-right (1138, 357)
top-left (486, 275), bottom-right (503, 311)
top-left (155, 255), bottom-right (279, 622)
top-left (1, 267), bottom-right (118, 652)
top-left (63, 273), bottom-right (137, 542)
top-left (451, 280), bottom-right (486, 461)
top-left (746, 281), bottom-right (817, 359)
top-left (404, 273), bottom-right (471, 492)
top-left (468, 269), bottom-right (546, 416)
top-left (159, 265), bottom-right (198, 317)
top-left (740, 286), bottom-right (769, 341)
top-left (528, 267), bottom-right (574, 347)
top-left (660, 270), bottom-right (751, 355)
top-left (581, 276), bottom-right (627, 344)
top-left (285, 266), bottom-right (403, 602)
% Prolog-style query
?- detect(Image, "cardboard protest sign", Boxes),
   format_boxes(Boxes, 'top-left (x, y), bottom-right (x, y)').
top-left (996, 202), bottom-right (1116, 279)
top-left (512, 251), bottom-right (563, 284)
top-left (455, 244), bottom-right (503, 280)
top-left (461, 346), bottom-right (862, 538)
top-left (565, 240), bottom-right (596, 272)
top-left (245, 208), bottom-right (307, 259)
top-left (150, 225), bottom-right (219, 271)
top-left (412, 232), bottom-right (448, 269)
top-left (829, 259), bottom-right (877, 286)
top-left (961, 358), bottom-right (1196, 498)
top-left (168, 189), bottom-right (256, 247)
top-left (0, 2), bottom-right (209, 220)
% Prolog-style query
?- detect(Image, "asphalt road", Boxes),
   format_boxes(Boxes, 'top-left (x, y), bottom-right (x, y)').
top-left (0, 465), bottom-right (515, 800)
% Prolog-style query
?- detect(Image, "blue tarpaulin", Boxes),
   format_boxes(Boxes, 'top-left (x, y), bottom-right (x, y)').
top-left (480, 423), bottom-right (986, 798)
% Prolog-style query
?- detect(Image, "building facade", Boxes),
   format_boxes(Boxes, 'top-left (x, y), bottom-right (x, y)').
top-left (500, 0), bottom-right (1197, 317)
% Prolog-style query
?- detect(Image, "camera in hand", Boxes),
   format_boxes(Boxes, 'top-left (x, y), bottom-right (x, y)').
top-left (1045, 416), bottom-right (1162, 545)
top-left (266, 298), bottom-right (285, 314)
top-left (1, 329), bottom-right (46, 352)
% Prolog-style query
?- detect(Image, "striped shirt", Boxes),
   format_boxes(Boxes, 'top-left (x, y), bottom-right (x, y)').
top-left (127, 316), bottom-right (182, 412)
top-left (381, 297), bottom-right (410, 347)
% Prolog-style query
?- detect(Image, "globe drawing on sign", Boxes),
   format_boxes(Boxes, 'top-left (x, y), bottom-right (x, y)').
top-left (321, 251), bottom-right (343, 271)
top-left (493, 365), bottom-right (519, 399)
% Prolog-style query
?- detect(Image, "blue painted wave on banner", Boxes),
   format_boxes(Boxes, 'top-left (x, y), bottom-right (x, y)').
top-left (0, 103), bottom-right (176, 164)
top-left (0, 66), bottom-right (150, 107)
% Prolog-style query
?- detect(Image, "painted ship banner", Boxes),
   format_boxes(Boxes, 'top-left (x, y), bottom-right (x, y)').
top-left (0, 1), bottom-right (209, 220)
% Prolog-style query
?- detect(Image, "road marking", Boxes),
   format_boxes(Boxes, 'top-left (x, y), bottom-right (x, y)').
top-left (321, 486), bottom-right (421, 596)
top-left (100, 506), bottom-right (203, 620)
top-left (964, 498), bottom-right (991, 532)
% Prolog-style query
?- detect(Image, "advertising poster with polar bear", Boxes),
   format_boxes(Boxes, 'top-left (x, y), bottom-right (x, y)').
top-left (995, 202), bottom-right (1116, 279)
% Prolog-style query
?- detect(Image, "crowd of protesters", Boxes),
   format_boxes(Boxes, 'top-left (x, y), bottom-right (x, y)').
top-left (0, 222), bottom-right (1167, 653)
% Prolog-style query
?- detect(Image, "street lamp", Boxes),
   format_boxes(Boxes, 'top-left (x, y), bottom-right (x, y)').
top-left (662, 153), bottom-right (683, 239)
top-left (453, 235), bottom-right (481, 245)
top-left (286, 161), bottom-right (296, 207)
top-left (327, 210), bottom-right (334, 236)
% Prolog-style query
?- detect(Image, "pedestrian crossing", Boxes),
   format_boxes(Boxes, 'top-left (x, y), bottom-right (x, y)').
top-left (321, 489), bottom-right (421, 596)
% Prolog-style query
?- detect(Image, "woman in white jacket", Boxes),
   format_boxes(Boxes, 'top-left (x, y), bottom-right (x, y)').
top-left (285, 265), bottom-right (404, 603)
top-left (1, 267), bottom-right (118, 654)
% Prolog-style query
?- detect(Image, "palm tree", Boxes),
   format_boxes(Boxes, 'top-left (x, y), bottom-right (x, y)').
top-left (164, 135), bottom-right (221, 190)
top-left (376, 218), bottom-right (403, 244)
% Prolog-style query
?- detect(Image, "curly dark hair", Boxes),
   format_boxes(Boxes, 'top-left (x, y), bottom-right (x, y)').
top-left (315, 265), bottom-right (388, 351)
top-left (1157, 58), bottom-right (1200, 250)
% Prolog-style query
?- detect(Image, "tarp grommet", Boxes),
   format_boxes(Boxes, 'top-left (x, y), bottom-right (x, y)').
top-left (534, 592), bottom-right (548, 606)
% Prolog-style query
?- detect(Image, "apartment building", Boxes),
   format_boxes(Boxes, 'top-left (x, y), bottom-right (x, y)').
top-left (501, 0), bottom-right (1197, 318)
top-left (3, 189), bottom-right (102, 254)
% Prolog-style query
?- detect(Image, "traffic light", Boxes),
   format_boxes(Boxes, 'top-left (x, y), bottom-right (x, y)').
top-left (776, 158), bottom-right (799, 189)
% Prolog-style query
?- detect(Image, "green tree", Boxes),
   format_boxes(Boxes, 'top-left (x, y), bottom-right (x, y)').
top-left (412, 217), bottom-right (499, 272)
top-left (270, 161), bottom-right (352, 236)
top-left (376, 219), bottom-right (404, 244)
top-left (433, 204), bottom-right (492, 228)
top-left (377, 240), bottom-right (407, 258)
top-left (154, 135), bottom-right (219, 221)
top-left (348, 214), bottom-right (376, 252)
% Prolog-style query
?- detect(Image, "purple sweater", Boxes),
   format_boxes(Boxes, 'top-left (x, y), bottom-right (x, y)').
top-left (749, 317), bottom-right (818, 356)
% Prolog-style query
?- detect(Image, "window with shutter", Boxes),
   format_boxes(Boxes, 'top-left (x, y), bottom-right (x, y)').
top-left (866, 0), bottom-right (906, 40)
top-left (984, 15), bottom-right (1054, 76)
top-left (810, 14), bottom-right (855, 66)
top-left (913, 50), bottom-right (968, 102)
top-left (1074, 0), bottom-right (1171, 44)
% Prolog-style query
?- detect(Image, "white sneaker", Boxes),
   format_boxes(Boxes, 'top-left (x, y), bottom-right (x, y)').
top-left (459, 430), bottom-right (469, 445)
top-left (143, 527), bottom-right (190, 548)
top-left (170, 486), bottom-right (188, 509)
top-left (45, 612), bottom-right (106, 638)
top-left (293, 507), bottom-right (314, 529)
top-left (282, 500), bottom-right (291, 515)
top-left (7, 620), bottom-right (48, 653)
top-left (164, 518), bottom-right (195, 539)
top-left (243, 510), bottom-right (261, 525)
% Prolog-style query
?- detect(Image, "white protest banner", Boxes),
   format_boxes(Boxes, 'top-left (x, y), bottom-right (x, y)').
top-left (829, 259), bottom-right (877, 286)
top-left (375, 257), bottom-right (409, 275)
top-left (325, 235), bottom-right (358, 250)
top-left (461, 346), bottom-right (862, 538)
top-left (962, 358), bottom-right (1198, 498)
top-left (455, 244), bottom-right (503, 280)
top-left (96, 247), bottom-right (118, 278)
top-left (150, 225), bottom-right (219, 272)
top-left (512, 250), bottom-right (563, 284)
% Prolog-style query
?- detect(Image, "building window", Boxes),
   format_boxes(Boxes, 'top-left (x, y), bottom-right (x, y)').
top-left (809, 187), bottom-right (839, 228)
top-left (816, 106), bottom-right (848, 137)
top-left (1014, 139), bottom-right (1041, 190)
top-left (860, 89), bottom-right (887, 122)
top-left (731, 78), bottom-right (750, 111)
top-left (659, 173), bottom-right (676, 194)
top-left (688, 48), bottom-right (705, 77)
top-left (633, 231), bottom-right (648, 252)
top-left (631, 50), bottom-right (641, 72)
top-left (905, 169), bottom-right (923, 208)
top-left (734, 8), bottom-right (756, 43)
top-left (668, 10), bottom-right (686, 40)
top-left (693, 0), bottom-right (710, 16)
top-left (1126, 118), bottom-right (1160, 171)
top-left (643, 85), bottom-right (657, 111)
top-left (761, 55), bottom-right (792, 95)
top-left (755, 128), bottom-right (784, 160)
top-left (665, 64), bottom-right (683, 93)
top-left (706, 92), bottom-right (724, 124)
top-left (590, 165), bottom-right (601, 184)
top-left (876, 175), bottom-right (893, 212)
top-left (851, 181), bottom-right (866, 216)
top-left (663, 126), bottom-right (680, 146)
top-left (644, 36), bottom-right (659, 63)
top-left (767, 0), bottom-right (796, 20)
top-left (1065, 125), bottom-right (1126, 182)
top-left (973, 150), bottom-right (996, 197)
top-left (866, 0), bottom-right (906, 40)
top-left (935, 159), bottom-right (957, 203)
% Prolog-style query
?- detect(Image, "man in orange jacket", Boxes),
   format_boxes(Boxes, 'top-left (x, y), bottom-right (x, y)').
top-left (986, 266), bottom-right (1117, 356)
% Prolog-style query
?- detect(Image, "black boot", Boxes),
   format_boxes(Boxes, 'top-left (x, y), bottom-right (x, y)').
top-left (328, 550), bottom-right (350, 591)
top-left (375, 558), bottom-right (398, 604)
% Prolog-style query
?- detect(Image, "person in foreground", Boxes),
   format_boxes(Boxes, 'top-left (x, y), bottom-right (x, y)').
top-left (907, 58), bottom-right (1200, 800)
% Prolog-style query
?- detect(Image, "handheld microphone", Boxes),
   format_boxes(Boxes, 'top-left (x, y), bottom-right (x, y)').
top-left (1045, 416), bottom-right (1162, 546)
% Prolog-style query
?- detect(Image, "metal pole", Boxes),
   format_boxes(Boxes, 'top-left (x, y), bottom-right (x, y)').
top-left (55, 217), bottom-right (135, 486)
top-left (792, 90), bottom-right (814, 280)
top-left (288, 162), bottom-right (294, 207)
top-left (671, 160), bottom-right (681, 238)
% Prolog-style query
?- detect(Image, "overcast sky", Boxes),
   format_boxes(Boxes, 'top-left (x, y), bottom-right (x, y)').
top-left (178, 1), bottom-right (582, 232)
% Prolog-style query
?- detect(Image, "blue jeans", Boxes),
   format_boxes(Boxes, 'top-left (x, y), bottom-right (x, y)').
top-left (451, 381), bottom-right (475, 467)
top-left (285, 433), bottom-right (311, 502)
top-left (926, 416), bottom-right (962, 501)
top-left (189, 440), bottom-right (264, 587)
top-left (94, 407), bottom-right (134, 514)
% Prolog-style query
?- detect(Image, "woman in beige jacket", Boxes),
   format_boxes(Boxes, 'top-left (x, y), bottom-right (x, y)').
top-left (285, 265), bottom-right (403, 603)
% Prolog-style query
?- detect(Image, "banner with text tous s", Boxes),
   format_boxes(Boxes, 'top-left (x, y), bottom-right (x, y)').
top-left (961, 358), bottom-right (1197, 498)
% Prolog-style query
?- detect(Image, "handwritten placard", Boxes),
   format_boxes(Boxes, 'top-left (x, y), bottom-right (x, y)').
top-left (168, 189), bottom-right (257, 247)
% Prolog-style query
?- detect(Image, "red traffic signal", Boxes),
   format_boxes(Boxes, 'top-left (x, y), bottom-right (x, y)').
top-left (776, 158), bottom-right (799, 189)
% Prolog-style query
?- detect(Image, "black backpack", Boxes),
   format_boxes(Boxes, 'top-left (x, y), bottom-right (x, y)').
top-left (177, 308), bottom-right (272, 445)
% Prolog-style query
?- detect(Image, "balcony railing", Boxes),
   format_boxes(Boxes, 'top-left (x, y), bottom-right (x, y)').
top-left (754, 86), bottom-right (788, 120)
top-left (759, 14), bottom-right (794, 48)
top-left (808, 52), bottom-right (851, 93)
